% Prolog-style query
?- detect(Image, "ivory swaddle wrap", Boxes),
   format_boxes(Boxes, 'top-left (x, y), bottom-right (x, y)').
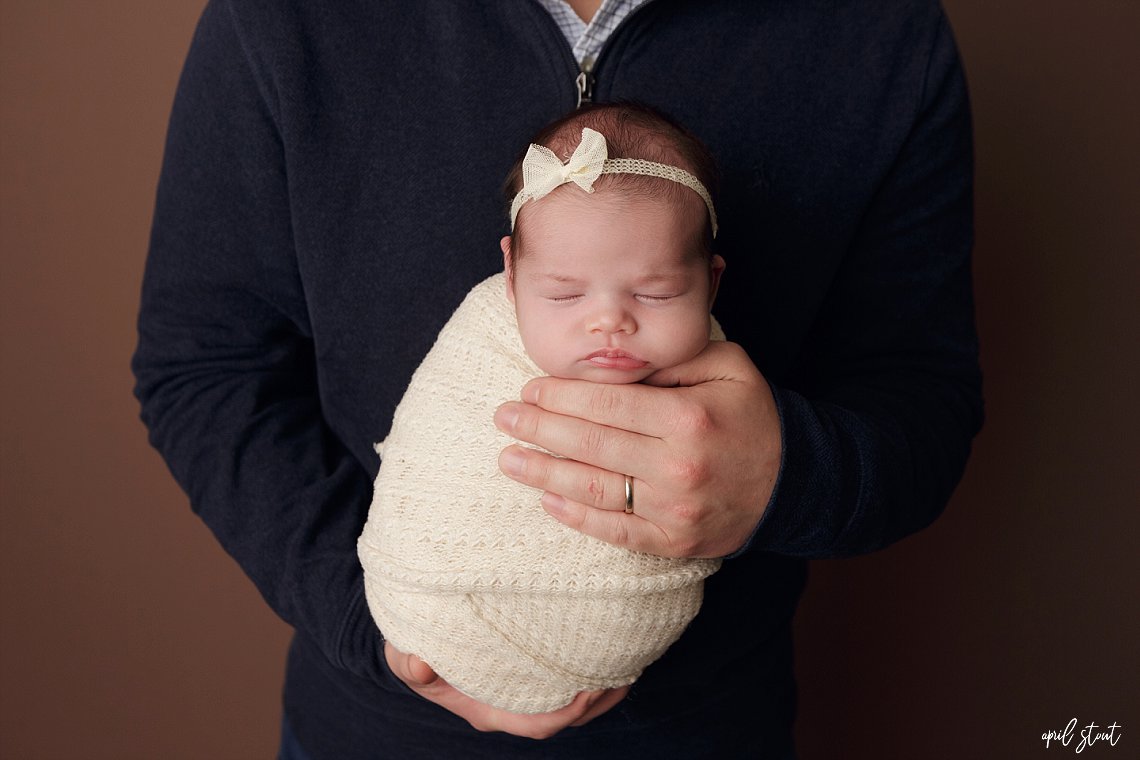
top-left (357, 273), bottom-right (722, 713)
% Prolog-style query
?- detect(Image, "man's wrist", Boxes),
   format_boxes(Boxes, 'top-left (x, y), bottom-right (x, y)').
top-left (725, 376), bottom-right (787, 559)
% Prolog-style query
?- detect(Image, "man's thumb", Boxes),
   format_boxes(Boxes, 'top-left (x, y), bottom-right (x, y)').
top-left (643, 341), bottom-right (743, 388)
top-left (406, 654), bottom-right (438, 686)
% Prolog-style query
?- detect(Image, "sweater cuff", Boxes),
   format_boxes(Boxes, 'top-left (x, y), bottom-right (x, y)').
top-left (724, 383), bottom-right (816, 559)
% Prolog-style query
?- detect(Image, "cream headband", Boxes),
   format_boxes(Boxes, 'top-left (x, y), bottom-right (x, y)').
top-left (509, 127), bottom-right (719, 238)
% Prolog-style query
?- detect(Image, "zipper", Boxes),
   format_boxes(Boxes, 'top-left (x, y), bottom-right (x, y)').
top-left (575, 57), bottom-right (596, 107)
top-left (528, 0), bottom-right (658, 110)
top-left (576, 0), bottom-right (656, 105)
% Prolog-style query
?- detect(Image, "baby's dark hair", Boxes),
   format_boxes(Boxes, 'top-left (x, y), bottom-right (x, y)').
top-left (503, 102), bottom-right (720, 267)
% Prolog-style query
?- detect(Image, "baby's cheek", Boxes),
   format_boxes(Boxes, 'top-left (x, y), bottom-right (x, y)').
top-left (670, 320), bottom-right (712, 364)
top-left (523, 336), bottom-right (577, 379)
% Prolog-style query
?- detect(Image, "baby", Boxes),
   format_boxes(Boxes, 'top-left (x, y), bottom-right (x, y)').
top-left (357, 103), bottom-right (726, 714)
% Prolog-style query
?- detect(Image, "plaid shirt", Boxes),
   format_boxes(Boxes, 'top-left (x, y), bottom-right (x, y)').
top-left (534, 0), bottom-right (652, 67)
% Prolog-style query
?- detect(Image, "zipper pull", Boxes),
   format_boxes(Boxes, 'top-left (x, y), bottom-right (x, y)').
top-left (575, 57), bottom-right (596, 108)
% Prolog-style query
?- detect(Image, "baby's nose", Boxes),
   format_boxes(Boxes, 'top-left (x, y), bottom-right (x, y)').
top-left (587, 300), bottom-right (636, 335)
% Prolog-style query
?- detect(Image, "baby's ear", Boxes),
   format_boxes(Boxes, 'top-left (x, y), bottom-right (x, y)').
top-left (708, 254), bottom-right (726, 307)
top-left (500, 235), bottom-right (515, 303)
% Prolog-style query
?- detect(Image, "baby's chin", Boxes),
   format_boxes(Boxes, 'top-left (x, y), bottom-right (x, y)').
top-left (548, 364), bottom-right (657, 385)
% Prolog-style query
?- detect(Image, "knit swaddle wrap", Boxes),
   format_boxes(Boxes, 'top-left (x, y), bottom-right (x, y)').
top-left (357, 273), bottom-right (722, 713)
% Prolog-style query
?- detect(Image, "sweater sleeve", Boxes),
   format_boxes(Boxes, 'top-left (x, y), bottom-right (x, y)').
top-left (131, 0), bottom-right (384, 681)
top-left (740, 9), bottom-right (983, 559)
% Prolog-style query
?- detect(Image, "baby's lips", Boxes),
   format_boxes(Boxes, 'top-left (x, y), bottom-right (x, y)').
top-left (584, 348), bottom-right (647, 370)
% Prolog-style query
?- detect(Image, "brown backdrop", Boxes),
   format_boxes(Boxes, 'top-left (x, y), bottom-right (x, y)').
top-left (2, 2), bottom-right (1136, 758)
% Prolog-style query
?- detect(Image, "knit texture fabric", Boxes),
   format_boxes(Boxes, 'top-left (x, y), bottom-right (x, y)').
top-left (357, 273), bottom-right (723, 713)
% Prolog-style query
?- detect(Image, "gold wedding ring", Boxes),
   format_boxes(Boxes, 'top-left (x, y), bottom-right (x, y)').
top-left (624, 475), bottom-right (634, 514)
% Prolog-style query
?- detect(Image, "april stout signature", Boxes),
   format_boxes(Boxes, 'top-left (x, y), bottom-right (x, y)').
top-left (1042, 719), bottom-right (1122, 753)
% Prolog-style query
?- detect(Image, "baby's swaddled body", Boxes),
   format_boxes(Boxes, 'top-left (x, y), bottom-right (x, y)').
top-left (357, 274), bottom-right (722, 714)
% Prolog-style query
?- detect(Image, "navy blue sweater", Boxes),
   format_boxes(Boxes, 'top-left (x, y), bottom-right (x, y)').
top-left (133, 1), bottom-right (981, 756)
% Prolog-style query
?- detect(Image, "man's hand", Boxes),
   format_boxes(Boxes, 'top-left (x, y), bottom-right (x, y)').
top-left (494, 341), bottom-right (781, 558)
top-left (384, 642), bottom-right (629, 739)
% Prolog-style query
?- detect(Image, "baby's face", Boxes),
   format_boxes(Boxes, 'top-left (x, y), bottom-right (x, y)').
top-left (503, 189), bottom-right (723, 384)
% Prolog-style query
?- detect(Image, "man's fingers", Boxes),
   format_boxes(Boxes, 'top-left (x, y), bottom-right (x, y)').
top-left (459, 689), bottom-right (597, 740)
top-left (385, 642), bottom-right (437, 686)
top-left (487, 691), bottom-right (596, 739)
top-left (541, 495), bottom-right (678, 556)
top-left (569, 685), bottom-right (630, 727)
top-left (495, 402), bottom-right (661, 477)
top-left (499, 445), bottom-right (633, 512)
top-left (520, 376), bottom-right (687, 438)
top-left (384, 642), bottom-right (626, 740)
top-left (405, 653), bottom-right (437, 686)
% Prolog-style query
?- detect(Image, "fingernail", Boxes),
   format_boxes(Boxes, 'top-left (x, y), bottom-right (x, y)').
top-left (522, 381), bottom-right (539, 404)
top-left (501, 448), bottom-right (526, 477)
top-left (541, 492), bottom-right (565, 514)
top-left (494, 404), bottom-right (519, 432)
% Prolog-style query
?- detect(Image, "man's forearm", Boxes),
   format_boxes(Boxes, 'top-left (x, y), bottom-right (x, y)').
top-left (132, 0), bottom-right (382, 681)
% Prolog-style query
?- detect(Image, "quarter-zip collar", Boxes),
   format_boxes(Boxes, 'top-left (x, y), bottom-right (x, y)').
top-left (530, 0), bottom-right (659, 107)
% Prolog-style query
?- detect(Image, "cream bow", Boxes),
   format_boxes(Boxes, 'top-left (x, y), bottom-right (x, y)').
top-left (507, 126), bottom-right (719, 237)
top-left (509, 128), bottom-right (609, 228)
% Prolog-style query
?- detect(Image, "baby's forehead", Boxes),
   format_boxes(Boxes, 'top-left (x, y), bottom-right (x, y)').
top-left (521, 264), bottom-right (697, 281)
top-left (522, 183), bottom-right (709, 238)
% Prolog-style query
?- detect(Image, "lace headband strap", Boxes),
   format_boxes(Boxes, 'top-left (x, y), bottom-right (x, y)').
top-left (509, 128), bottom-right (719, 238)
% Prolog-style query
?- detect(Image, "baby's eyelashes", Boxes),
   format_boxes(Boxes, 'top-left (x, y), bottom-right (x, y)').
top-left (541, 293), bottom-right (679, 304)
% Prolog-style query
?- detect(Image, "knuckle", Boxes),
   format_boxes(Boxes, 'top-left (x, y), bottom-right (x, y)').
top-left (608, 516), bottom-right (632, 547)
top-left (517, 405), bottom-right (543, 438)
top-left (588, 383), bottom-right (624, 420)
top-left (667, 455), bottom-right (711, 488)
top-left (577, 424), bottom-right (610, 460)
top-left (670, 498), bottom-right (702, 525)
top-left (525, 452), bottom-right (550, 482)
top-left (676, 401), bottom-right (714, 436)
top-left (584, 472), bottom-right (609, 508)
